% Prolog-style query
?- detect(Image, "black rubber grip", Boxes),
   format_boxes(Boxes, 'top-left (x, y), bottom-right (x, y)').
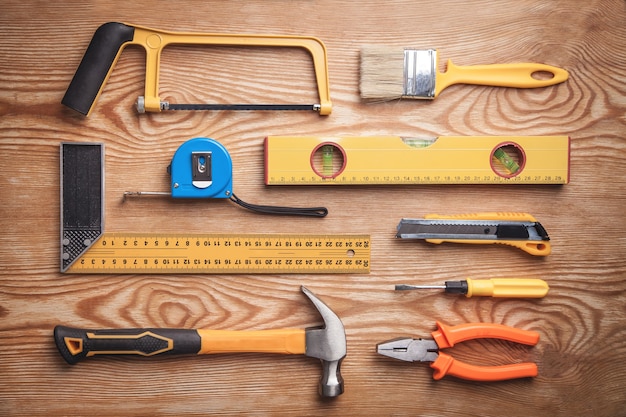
top-left (62, 22), bottom-right (135, 115)
top-left (443, 281), bottom-right (469, 295)
top-left (54, 325), bottom-right (201, 365)
top-left (495, 225), bottom-right (530, 240)
top-left (61, 143), bottom-right (103, 271)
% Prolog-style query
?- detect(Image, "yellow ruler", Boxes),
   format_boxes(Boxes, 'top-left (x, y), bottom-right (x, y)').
top-left (264, 135), bottom-right (570, 185)
top-left (65, 233), bottom-right (370, 274)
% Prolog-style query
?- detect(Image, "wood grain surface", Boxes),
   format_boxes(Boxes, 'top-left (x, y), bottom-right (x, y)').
top-left (1, 0), bottom-right (625, 415)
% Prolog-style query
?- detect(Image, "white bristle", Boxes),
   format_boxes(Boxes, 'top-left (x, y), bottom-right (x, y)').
top-left (359, 46), bottom-right (406, 100)
top-left (360, 46), bottom-right (437, 100)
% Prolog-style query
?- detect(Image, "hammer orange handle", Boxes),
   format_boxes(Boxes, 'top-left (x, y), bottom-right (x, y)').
top-left (430, 321), bottom-right (539, 381)
top-left (54, 325), bottom-right (306, 365)
top-left (197, 329), bottom-right (305, 355)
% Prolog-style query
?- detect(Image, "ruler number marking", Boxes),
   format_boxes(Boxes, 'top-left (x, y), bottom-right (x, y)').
top-left (69, 234), bottom-right (370, 273)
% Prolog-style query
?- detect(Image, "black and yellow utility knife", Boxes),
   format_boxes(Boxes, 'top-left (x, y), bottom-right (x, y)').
top-left (396, 212), bottom-right (550, 256)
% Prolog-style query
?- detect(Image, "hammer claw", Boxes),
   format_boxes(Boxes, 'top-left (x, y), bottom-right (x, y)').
top-left (301, 286), bottom-right (347, 397)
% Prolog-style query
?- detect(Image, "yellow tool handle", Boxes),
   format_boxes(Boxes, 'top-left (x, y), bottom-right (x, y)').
top-left (466, 278), bottom-right (549, 298)
top-left (424, 212), bottom-right (537, 222)
top-left (197, 329), bottom-right (306, 355)
top-left (435, 60), bottom-right (569, 97)
top-left (425, 238), bottom-right (551, 256)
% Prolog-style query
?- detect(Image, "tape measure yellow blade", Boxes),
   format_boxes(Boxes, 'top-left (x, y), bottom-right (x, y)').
top-left (65, 233), bottom-right (370, 274)
top-left (264, 135), bottom-right (570, 185)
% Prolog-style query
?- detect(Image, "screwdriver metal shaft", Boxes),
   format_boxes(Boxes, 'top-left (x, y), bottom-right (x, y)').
top-left (395, 278), bottom-right (549, 298)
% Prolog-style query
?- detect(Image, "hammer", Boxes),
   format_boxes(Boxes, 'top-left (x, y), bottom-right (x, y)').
top-left (54, 286), bottom-right (346, 397)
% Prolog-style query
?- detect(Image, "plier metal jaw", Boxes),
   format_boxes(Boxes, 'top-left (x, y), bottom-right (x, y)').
top-left (376, 338), bottom-right (439, 362)
top-left (377, 321), bottom-right (540, 381)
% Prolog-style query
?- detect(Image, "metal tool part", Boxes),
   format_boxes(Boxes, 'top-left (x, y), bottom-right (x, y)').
top-left (396, 219), bottom-right (547, 241)
top-left (301, 286), bottom-right (346, 397)
top-left (62, 22), bottom-right (332, 116)
top-left (377, 338), bottom-right (439, 362)
top-left (54, 286), bottom-right (347, 397)
top-left (396, 284), bottom-right (446, 291)
top-left (396, 212), bottom-right (551, 256)
top-left (377, 321), bottom-right (539, 381)
top-left (60, 143), bottom-right (104, 272)
top-left (403, 49), bottom-right (436, 98)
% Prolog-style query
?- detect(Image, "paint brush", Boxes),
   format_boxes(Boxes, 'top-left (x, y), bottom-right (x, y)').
top-left (359, 46), bottom-right (569, 101)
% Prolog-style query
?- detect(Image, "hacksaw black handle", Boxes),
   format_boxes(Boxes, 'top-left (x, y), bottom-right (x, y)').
top-left (54, 325), bottom-right (201, 364)
top-left (62, 22), bottom-right (135, 115)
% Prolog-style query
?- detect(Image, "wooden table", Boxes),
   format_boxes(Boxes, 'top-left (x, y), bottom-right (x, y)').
top-left (1, 1), bottom-right (625, 415)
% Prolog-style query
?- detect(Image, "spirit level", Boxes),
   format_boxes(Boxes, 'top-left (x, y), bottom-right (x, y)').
top-left (264, 135), bottom-right (570, 185)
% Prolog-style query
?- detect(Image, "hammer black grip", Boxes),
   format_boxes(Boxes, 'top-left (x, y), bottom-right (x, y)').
top-left (54, 325), bottom-right (201, 364)
top-left (62, 22), bottom-right (135, 115)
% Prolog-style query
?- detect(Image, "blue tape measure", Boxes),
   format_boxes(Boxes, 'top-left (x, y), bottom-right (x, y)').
top-left (164, 137), bottom-right (327, 217)
top-left (169, 137), bottom-right (233, 199)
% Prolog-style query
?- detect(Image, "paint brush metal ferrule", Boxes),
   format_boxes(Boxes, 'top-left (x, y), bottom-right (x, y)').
top-left (403, 49), bottom-right (437, 98)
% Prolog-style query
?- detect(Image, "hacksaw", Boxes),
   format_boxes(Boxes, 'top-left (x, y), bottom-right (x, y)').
top-left (60, 142), bottom-right (369, 274)
top-left (264, 135), bottom-right (570, 185)
top-left (62, 22), bottom-right (332, 116)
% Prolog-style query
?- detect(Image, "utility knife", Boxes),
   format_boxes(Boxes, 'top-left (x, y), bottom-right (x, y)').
top-left (396, 212), bottom-right (550, 256)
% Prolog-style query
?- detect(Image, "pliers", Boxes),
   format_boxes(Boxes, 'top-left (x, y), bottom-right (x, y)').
top-left (377, 321), bottom-right (539, 381)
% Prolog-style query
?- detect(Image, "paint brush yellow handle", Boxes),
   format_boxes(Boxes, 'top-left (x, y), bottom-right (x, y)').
top-left (435, 60), bottom-right (569, 97)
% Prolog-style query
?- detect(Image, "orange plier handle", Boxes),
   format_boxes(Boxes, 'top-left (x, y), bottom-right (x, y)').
top-left (430, 321), bottom-right (539, 381)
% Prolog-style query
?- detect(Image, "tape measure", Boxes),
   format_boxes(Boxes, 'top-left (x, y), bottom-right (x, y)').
top-left (264, 135), bottom-right (570, 185)
top-left (65, 233), bottom-right (370, 274)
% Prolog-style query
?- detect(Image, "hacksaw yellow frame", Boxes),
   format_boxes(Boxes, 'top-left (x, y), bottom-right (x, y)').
top-left (128, 23), bottom-right (332, 115)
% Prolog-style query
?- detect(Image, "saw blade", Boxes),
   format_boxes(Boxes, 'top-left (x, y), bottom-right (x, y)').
top-left (165, 104), bottom-right (320, 111)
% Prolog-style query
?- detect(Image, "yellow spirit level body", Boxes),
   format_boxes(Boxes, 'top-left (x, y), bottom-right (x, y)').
top-left (264, 135), bottom-right (570, 185)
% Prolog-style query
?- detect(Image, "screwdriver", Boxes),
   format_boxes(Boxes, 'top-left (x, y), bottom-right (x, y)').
top-left (395, 278), bottom-right (549, 298)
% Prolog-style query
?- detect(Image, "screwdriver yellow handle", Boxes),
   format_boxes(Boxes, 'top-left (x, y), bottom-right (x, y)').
top-left (466, 278), bottom-right (549, 298)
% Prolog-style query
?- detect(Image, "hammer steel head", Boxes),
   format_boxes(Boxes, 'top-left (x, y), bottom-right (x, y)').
top-left (301, 286), bottom-right (346, 397)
